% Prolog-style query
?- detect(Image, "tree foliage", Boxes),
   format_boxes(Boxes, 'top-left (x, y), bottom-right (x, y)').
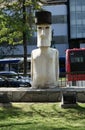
top-left (0, 0), bottom-right (42, 75)
top-left (0, 0), bottom-right (41, 45)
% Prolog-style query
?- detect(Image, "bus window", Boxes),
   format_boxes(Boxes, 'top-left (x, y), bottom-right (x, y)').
top-left (0, 58), bottom-right (20, 72)
top-left (0, 57), bottom-right (31, 74)
top-left (66, 48), bottom-right (85, 81)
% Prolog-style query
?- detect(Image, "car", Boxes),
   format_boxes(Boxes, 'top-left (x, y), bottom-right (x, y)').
top-left (0, 77), bottom-right (5, 87)
top-left (0, 71), bottom-right (31, 87)
top-left (0, 71), bottom-right (17, 77)
top-left (0, 76), bottom-right (31, 87)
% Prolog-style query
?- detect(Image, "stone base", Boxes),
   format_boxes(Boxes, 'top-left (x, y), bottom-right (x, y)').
top-left (61, 91), bottom-right (77, 108)
top-left (0, 87), bottom-right (61, 102)
top-left (61, 92), bottom-right (77, 104)
top-left (0, 87), bottom-right (85, 102)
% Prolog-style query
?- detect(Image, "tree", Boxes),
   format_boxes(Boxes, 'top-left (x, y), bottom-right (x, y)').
top-left (0, 0), bottom-right (41, 75)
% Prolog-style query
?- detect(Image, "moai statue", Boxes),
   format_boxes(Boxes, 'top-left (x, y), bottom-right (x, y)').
top-left (31, 11), bottom-right (59, 88)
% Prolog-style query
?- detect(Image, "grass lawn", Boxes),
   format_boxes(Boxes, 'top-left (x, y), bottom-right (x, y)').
top-left (0, 102), bottom-right (85, 130)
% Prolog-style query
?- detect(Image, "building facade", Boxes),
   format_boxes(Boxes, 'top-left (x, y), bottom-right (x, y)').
top-left (68, 0), bottom-right (85, 48)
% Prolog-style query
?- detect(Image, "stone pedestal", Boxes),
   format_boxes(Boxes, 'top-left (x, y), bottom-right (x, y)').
top-left (61, 92), bottom-right (77, 108)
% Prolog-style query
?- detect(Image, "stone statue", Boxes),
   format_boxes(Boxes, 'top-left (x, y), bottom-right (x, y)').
top-left (31, 11), bottom-right (59, 88)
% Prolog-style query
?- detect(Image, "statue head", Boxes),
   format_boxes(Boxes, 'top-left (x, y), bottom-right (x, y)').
top-left (35, 11), bottom-right (52, 47)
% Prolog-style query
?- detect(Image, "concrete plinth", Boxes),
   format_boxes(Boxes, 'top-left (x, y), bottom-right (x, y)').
top-left (0, 87), bottom-right (85, 102)
top-left (61, 92), bottom-right (77, 108)
top-left (0, 87), bottom-right (61, 102)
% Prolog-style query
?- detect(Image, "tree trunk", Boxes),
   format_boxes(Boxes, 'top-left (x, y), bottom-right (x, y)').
top-left (23, 0), bottom-right (27, 76)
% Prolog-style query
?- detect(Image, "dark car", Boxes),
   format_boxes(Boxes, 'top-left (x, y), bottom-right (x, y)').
top-left (0, 71), bottom-right (31, 87)
top-left (0, 76), bottom-right (31, 87)
top-left (0, 71), bottom-right (17, 78)
top-left (0, 77), bottom-right (5, 87)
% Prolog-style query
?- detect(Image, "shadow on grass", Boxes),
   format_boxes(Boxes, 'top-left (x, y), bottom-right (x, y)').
top-left (52, 103), bottom-right (85, 120)
top-left (0, 121), bottom-right (32, 128)
top-left (0, 123), bottom-right (84, 130)
top-left (0, 103), bottom-right (22, 120)
top-left (0, 103), bottom-right (85, 130)
top-left (29, 103), bottom-right (85, 118)
top-left (53, 103), bottom-right (85, 112)
top-left (0, 102), bottom-right (85, 119)
top-left (0, 103), bottom-right (34, 121)
top-left (0, 117), bottom-right (64, 130)
top-left (0, 120), bottom-right (76, 130)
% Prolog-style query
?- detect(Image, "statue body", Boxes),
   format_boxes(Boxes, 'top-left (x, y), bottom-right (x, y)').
top-left (31, 11), bottom-right (59, 88)
top-left (31, 47), bottom-right (59, 88)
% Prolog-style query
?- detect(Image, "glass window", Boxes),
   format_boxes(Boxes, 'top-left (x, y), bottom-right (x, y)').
top-left (76, 6), bottom-right (82, 11)
top-left (82, 12), bottom-right (85, 19)
top-left (76, 12), bottom-right (82, 20)
top-left (82, 6), bottom-right (85, 11)
top-left (76, 25), bottom-right (82, 33)
top-left (70, 25), bottom-right (76, 34)
top-left (82, 33), bottom-right (85, 38)
top-left (76, 0), bottom-right (81, 6)
top-left (70, 6), bottom-right (75, 11)
top-left (82, 0), bottom-right (85, 5)
top-left (70, 0), bottom-right (76, 6)
top-left (69, 0), bottom-right (85, 39)
top-left (71, 57), bottom-right (84, 63)
top-left (70, 12), bottom-right (75, 20)
top-left (77, 33), bottom-right (82, 38)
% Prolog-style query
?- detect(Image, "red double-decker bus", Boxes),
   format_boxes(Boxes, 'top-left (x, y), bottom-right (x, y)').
top-left (66, 48), bottom-right (85, 82)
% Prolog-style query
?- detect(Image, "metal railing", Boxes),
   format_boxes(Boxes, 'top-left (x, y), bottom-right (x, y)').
top-left (58, 71), bottom-right (85, 87)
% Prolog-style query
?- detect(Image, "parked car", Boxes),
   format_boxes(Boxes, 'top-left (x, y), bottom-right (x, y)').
top-left (0, 71), bottom-right (31, 87)
top-left (0, 71), bottom-right (17, 78)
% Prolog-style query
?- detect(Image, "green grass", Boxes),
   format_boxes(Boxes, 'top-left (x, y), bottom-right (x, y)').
top-left (0, 102), bottom-right (85, 130)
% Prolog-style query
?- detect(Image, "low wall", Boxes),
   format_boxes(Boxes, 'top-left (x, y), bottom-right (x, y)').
top-left (0, 87), bottom-right (85, 103)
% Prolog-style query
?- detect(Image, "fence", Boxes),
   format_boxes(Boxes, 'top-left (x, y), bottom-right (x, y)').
top-left (59, 71), bottom-right (85, 87)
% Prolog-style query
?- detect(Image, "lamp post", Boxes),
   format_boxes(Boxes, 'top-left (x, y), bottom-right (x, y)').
top-left (51, 29), bottom-right (55, 48)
